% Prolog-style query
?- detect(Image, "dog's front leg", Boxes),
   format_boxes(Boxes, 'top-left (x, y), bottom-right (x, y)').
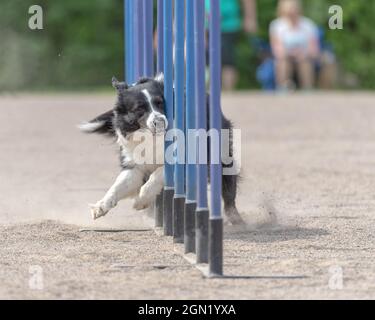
top-left (133, 166), bottom-right (164, 210)
top-left (90, 168), bottom-right (144, 220)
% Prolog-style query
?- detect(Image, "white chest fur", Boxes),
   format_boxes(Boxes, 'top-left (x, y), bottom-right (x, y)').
top-left (116, 129), bottom-right (164, 173)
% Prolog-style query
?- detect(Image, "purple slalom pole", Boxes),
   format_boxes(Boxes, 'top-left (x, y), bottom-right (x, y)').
top-left (134, 0), bottom-right (144, 79)
top-left (154, 0), bottom-right (164, 229)
top-left (143, 0), bottom-right (154, 76)
top-left (194, 0), bottom-right (209, 264)
top-left (124, 0), bottom-right (129, 82)
top-left (125, 0), bottom-right (136, 83)
top-left (157, 0), bottom-right (164, 74)
top-left (163, 0), bottom-right (174, 236)
top-left (184, 0), bottom-right (197, 254)
top-left (173, 0), bottom-right (185, 243)
top-left (208, 0), bottom-right (223, 276)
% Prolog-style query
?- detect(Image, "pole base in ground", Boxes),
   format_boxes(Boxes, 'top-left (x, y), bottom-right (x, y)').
top-left (163, 188), bottom-right (174, 236)
top-left (173, 196), bottom-right (185, 243)
top-left (209, 218), bottom-right (223, 276)
top-left (196, 208), bottom-right (209, 264)
top-left (184, 201), bottom-right (196, 253)
top-left (154, 192), bottom-right (163, 228)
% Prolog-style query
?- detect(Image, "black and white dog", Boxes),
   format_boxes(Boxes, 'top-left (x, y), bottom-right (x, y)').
top-left (80, 74), bottom-right (243, 224)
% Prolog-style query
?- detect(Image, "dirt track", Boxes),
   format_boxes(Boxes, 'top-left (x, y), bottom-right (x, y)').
top-left (1, 92), bottom-right (375, 299)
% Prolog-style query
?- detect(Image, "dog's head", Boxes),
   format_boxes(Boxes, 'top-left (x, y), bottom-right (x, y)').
top-left (113, 74), bottom-right (167, 136)
top-left (79, 74), bottom-right (167, 137)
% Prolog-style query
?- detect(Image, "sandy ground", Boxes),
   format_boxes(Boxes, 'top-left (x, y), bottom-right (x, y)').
top-left (1, 91), bottom-right (375, 299)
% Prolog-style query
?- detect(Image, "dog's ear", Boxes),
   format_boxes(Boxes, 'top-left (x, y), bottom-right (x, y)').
top-left (154, 73), bottom-right (164, 84)
top-left (112, 76), bottom-right (128, 91)
top-left (154, 72), bottom-right (164, 86)
top-left (154, 73), bottom-right (164, 90)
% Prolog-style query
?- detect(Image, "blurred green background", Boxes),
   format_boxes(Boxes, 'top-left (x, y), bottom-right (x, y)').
top-left (0, 0), bottom-right (374, 91)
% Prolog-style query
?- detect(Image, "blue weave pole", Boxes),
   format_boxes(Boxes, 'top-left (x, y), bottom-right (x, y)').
top-left (154, 0), bottom-right (164, 229)
top-left (157, 0), bottom-right (164, 74)
top-left (134, 0), bottom-right (144, 79)
top-left (208, 0), bottom-right (223, 276)
top-left (194, 0), bottom-right (209, 264)
top-left (163, 0), bottom-right (174, 236)
top-left (184, 0), bottom-right (197, 254)
top-left (124, 0), bottom-right (129, 82)
top-left (125, 0), bottom-right (135, 83)
top-left (173, 0), bottom-right (185, 243)
top-left (143, 0), bottom-right (154, 77)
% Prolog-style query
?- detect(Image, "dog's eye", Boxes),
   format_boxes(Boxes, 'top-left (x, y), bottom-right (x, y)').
top-left (154, 98), bottom-right (163, 108)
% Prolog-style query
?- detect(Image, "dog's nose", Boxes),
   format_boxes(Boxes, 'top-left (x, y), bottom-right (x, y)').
top-left (153, 116), bottom-right (168, 132)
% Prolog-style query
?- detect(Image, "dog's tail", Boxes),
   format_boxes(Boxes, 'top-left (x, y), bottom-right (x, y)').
top-left (78, 110), bottom-right (115, 136)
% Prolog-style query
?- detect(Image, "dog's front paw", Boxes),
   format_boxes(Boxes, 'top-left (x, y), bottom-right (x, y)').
top-left (89, 202), bottom-right (109, 220)
top-left (133, 196), bottom-right (151, 211)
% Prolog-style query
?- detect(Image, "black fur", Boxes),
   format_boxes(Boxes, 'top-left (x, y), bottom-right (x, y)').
top-left (87, 110), bottom-right (115, 136)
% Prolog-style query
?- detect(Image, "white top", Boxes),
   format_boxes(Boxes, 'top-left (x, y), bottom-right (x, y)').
top-left (270, 17), bottom-right (318, 54)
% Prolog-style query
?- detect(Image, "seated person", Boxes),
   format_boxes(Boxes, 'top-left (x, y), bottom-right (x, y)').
top-left (205, 0), bottom-right (257, 91)
top-left (270, 0), bottom-right (320, 91)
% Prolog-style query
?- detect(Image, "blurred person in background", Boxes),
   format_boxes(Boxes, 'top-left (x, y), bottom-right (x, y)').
top-left (270, 0), bottom-right (320, 91)
top-left (206, 0), bottom-right (258, 91)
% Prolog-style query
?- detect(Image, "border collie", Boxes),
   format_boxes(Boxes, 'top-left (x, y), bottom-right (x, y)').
top-left (79, 74), bottom-right (243, 224)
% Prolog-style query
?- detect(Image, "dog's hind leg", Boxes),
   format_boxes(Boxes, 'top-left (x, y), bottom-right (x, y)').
top-left (222, 173), bottom-right (244, 225)
top-left (90, 168), bottom-right (144, 220)
top-left (133, 166), bottom-right (164, 210)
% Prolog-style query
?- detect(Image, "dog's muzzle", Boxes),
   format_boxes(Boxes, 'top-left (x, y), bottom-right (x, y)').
top-left (148, 114), bottom-right (168, 134)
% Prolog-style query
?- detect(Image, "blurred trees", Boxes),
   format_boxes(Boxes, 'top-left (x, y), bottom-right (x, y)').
top-left (0, 0), bottom-right (374, 91)
top-left (308, 0), bottom-right (375, 89)
top-left (0, 0), bottom-right (124, 90)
